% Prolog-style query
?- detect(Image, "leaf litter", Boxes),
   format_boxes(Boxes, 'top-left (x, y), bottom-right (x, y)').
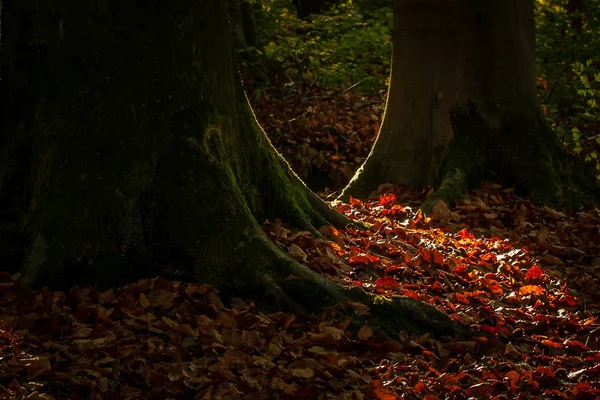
top-left (2, 82), bottom-right (600, 400)
top-left (2, 181), bottom-right (599, 399)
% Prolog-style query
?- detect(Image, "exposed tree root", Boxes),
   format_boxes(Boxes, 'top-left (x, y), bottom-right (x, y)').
top-left (420, 102), bottom-right (600, 214)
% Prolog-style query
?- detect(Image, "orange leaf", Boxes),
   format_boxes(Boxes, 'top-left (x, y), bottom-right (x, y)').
top-left (349, 197), bottom-right (363, 208)
top-left (457, 228), bottom-right (475, 241)
top-left (541, 339), bottom-right (563, 348)
top-left (378, 193), bottom-right (396, 207)
top-left (518, 285), bottom-right (544, 296)
top-left (421, 249), bottom-right (444, 265)
top-left (348, 255), bottom-right (371, 265)
top-left (482, 278), bottom-right (503, 296)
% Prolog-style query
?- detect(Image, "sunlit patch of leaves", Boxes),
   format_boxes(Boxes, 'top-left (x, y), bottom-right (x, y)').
top-left (330, 184), bottom-right (600, 399)
top-left (266, 182), bottom-right (600, 398)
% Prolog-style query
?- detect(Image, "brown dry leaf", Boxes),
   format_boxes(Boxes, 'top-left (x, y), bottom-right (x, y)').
top-left (292, 368), bottom-right (314, 378)
top-left (72, 327), bottom-right (93, 338)
top-left (344, 300), bottom-right (370, 316)
top-left (542, 254), bottom-right (563, 265)
top-left (504, 342), bottom-right (522, 358)
top-left (437, 342), bottom-right (450, 359)
top-left (97, 377), bottom-right (109, 393)
top-left (319, 225), bottom-right (344, 245)
top-left (287, 243), bottom-right (308, 262)
top-left (432, 200), bottom-right (451, 222)
top-left (18, 357), bottom-right (51, 379)
top-left (309, 332), bottom-right (339, 348)
top-left (146, 289), bottom-right (176, 309)
top-left (357, 325), bottom-right (373, 340)
top-left (139, 293), bottom-right (151, 308)
top-left (537, 228), bottom-right (550, 243)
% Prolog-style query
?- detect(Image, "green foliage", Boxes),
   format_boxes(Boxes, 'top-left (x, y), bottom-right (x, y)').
top-left (259, 0), bottom-right (392, 88)
top-left (535, 0), bottom-right (600, 178)
top-left (256, 0), bottom-right (600, 178)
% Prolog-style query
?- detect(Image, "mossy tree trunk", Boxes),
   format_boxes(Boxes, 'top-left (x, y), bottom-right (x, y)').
top-left (0, 0), bottom-right (349, 303)
top-left (0, 0), bottom-right (461, 336)
top-left (341, 0), bottom-right (599, 208)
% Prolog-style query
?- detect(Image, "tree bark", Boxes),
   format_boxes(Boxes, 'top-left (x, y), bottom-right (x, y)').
top-left (341, 0), bottom-right (599, 208)
top-left (0, 0), bottom-right (459, 337)
top-left (0, 0), bottom-right (344, 297)
top-left (227, 0), bottom-right (259, 49)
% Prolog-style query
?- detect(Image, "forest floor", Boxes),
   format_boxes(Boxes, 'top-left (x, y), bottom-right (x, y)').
top-left (1, 84), bottom-right (600, 400)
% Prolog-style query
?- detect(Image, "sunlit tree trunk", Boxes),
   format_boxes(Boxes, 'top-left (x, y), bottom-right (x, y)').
top-left (342, 0), bottom-right (598, 208)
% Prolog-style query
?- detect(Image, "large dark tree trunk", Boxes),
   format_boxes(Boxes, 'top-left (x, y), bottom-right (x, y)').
top-left (341, 0), bottom-right (599, 208)
top-left (0, 0), bottom-right (345, 301)
top-left (0, 0), bottom-right (457, 336)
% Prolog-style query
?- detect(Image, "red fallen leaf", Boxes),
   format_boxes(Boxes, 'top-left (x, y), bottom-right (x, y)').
top-left (349, 197), bottom-right (363, 208)
top-left (518, 285), bottom-right (544, 296)
top-left (421, 249), bottom-right (444, 265)
top-left (573, 382), bottom-right (598, 397)
top-left (541, 339), bottom-right (563, 348)
top-left (481, 278), bottom-right (503, 296)
top-left (401, 290), bottom-right (420, 300)
top-left (453, 263), bottom-right (468, 274)
top-left (505, 370), bottom-right (520, 390)
top-left (536, 366), bottom-right (554, 377)
top-left (381, 204), bottom-right (407, 217)
top-left (466, 382), bottom-right (490, 397)
top-left (413, 381), bottom-right (427, 393)
top-left (564, 339), bottom-right (588, 351)
top-left (375, 276), bottom-right (399, 289)
top-left (378, 193), bottom-right (396, 207)
top-left (430, 281), bottom-right (443, 293)
top-left (464, 290), bottom-right (488, 299)
top-left (348, 255), bottom-right (371, 265)
top-left (480, 324), bottom-right (497, 334)
top-left (479, 253), bottom-right (497, 264)
top-left (454, 293), bottom-right (470, 304)
top-left (556, 294), bottom-right (579, 307)
top-left (525, 265), bottom-right (544, 281)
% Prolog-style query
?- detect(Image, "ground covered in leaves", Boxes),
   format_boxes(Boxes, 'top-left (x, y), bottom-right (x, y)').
top-left (1, 184), bottom-right (599, 399)
top-left (2, 80), bottom-right (600, 399)
top-left (249, 83), bottom-right (383, 193)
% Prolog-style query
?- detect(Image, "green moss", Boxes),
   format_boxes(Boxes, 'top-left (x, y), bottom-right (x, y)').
top-left (425, 101), bottom-right (599, 210)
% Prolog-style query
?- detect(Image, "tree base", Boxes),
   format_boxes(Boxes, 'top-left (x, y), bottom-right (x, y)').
top-left (420, 101), bottom-right (600, 213)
